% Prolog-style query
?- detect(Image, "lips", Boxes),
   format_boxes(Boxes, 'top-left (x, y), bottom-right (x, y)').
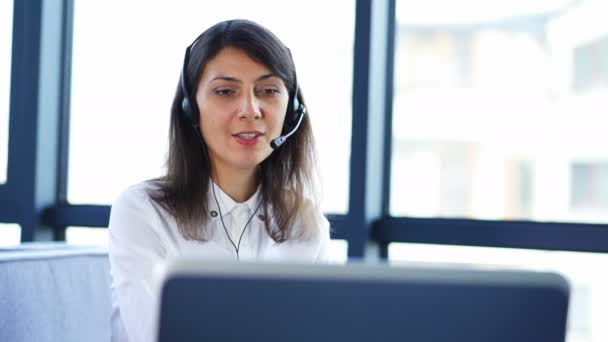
top-left (232, 131), bottom-right (264, 146)
top-left (232, 130), bottom-right (264, 139)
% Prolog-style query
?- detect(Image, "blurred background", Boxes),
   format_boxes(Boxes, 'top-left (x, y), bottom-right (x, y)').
top-left (2, 1), bottom-right (608, 341)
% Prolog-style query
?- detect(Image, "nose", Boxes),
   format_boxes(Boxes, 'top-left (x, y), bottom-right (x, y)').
top-left (237, 90), bottom-right (261, 121)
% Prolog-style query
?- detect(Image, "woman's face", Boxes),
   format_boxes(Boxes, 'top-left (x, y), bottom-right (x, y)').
top-left (195, 46), bottom-right (289, 175)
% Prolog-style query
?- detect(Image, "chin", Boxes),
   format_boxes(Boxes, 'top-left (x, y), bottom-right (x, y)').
top-left (231, 156), bottom-right (266, 170)
top-left (234, 149), bottom-right (271, 166)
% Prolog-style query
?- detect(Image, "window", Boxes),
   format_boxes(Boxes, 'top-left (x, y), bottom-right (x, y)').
top-left (573, 36), bottom-right (608, 91)
top-left (69, 0), bottom-right (354, 213)
top-left (391, 0), bottom-right (608, 224)
top-left (0, 0), bottom-right (13, 184)
top-left (389, 242), bottom-right (608, 342)
top-left (390, 4), bottom-right (607, 342)
top-left (571, 163), bottom-right (608, 212)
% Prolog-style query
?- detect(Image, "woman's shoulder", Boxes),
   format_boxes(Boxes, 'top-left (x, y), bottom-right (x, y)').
top-left (285, 192), bottom-right (329, 239)
top-left (113, 180), bottom-right (162, 204)
top-left (297, 195), bottom-right (324, 220)
top-left (108, 180), bottom-right (169, 241)
top-left (109, 180), bottom-right (169, 221)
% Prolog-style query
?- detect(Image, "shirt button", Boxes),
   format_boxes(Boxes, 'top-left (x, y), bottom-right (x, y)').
top-left (257, 214), bottom-right (265, 221)
top-left (210, 210), bottom-right (218, 217)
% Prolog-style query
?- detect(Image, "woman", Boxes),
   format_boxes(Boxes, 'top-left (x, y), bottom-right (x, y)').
top-left (108, 19), bottom-right (330, 342)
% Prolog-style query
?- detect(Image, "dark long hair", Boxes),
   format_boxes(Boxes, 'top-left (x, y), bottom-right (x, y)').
top-left (150, 19), bottom-right (319, 242)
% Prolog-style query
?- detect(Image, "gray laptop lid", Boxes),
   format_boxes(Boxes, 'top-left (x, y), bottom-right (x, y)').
top-left (158, 260), bottom-right (569, 342)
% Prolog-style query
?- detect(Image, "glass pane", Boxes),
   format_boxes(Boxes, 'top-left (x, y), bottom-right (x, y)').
top-left (391, 0), bottom-right (608, 223)
top-left (0, 0), bottom-right (13, 184)
top-left (0, 223), bottom-right (21, 246)
top-left (69, 1), bottom-right (354, 213)
top-left (389, 242), bottom-right (608, 342)
top-left (66, 226), bottom-right (108, 248)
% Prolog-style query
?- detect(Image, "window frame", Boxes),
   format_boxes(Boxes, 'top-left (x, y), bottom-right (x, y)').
top-left (4, 0), bottom-right (608, 258)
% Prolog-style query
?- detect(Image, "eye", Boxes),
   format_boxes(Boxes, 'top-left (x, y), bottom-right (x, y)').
top-left (257, 88), bottom-right (280, 96)
top-left (213, 88), bottom-right (235, 96)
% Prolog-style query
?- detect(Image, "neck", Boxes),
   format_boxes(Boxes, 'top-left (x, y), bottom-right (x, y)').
top-left (211, 166), bottom-right (258, 203)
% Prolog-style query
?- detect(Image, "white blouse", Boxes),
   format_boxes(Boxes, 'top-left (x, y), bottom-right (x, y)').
top-left (108, 181), bottom-right (331, 342)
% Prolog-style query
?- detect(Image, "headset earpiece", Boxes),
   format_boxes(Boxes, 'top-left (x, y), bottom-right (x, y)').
top-left (180, 45), bottom-right (199, 128)
top-left (181, 97), bottom-right (194, 124)
top-left (283, 82), bottom-right (305, 134)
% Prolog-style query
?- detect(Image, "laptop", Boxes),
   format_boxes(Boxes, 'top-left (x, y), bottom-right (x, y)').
top-left (157, 260), bottom-right (569, 342)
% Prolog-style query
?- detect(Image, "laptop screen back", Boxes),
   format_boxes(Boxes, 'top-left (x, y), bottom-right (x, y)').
top-left (158, 261), bottom-right (569, 342)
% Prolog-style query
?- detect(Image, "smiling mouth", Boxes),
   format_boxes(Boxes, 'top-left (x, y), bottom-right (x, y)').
top-left (236, 133), bottom-right (260, 140)
top-left (232, 132), bottom-right (264, 146)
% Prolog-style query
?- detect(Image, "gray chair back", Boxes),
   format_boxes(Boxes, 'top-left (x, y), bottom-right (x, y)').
top-left (0, 243), bottom-right (111, 342)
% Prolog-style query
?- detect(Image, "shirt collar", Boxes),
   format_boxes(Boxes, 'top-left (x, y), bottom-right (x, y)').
top-left (208, 180), bottom-right (262, 218)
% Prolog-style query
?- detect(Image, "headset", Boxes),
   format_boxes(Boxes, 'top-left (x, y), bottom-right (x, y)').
top-left (180, 40), bottom-right (306, 150)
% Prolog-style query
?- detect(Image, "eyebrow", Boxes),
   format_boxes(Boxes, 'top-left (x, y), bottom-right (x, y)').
top-left (209, 73), bottom-right (278, 84)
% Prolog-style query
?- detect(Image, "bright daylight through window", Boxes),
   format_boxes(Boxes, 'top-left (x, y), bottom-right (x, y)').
top-left (390, 2), bottom-right (608, 342)
top-left (69, 1), bottom-right (354, 215)
top-left (391, 0), bottom-right (608, 225)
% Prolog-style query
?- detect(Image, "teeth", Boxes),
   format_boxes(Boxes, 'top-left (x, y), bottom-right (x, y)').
top-left (238, 133), bottom-right (257, 140)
